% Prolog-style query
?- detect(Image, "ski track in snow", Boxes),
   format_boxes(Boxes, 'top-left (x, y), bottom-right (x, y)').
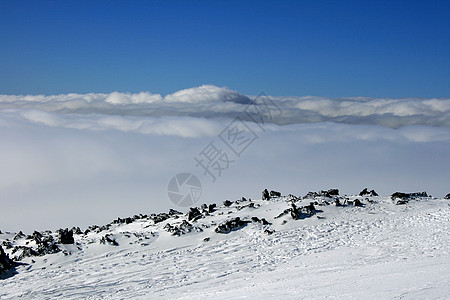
top-left (1, 196), bottom-right (450, 299)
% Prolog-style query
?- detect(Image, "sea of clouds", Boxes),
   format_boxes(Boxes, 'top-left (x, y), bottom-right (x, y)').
top-left (1, 85), bottom-right (449, 232)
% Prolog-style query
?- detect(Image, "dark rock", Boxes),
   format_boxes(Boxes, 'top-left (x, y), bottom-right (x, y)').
top-left (410, 191), bottom-right (428, 197)
top-left (391, 192), bottom-right (410, 200)
top-left (354, 199), bottom-right (363, 206)
top-left (152, 213), bottom-right (170, 224)
top-left (251, 217), bottom-right (271, 225)
top-left (262, 189), bottom-right (270, 200)
top-left (335, 199), bottom-right (342, 206)
top-left (306, 202), bottom-right (316, 214)
top-left (57, 228), bottom-right (74, 244)
top-left (445, 193), bottom-right (450, 199)
top-left (201, 204), bottom-right (208, 211)
top-left (287, 194), bottom-right (300, 202)
top-left (203, 237), bottom-right (210, 242)
top-left (223, 200), bottom-right (233, 207)
top-left (270, 190), bottom-right (281, 198)
top-left (11, 242), bottom-right (59, 261)
top-left (275, 208), bottom-right (292, 219)
top-left (359, 188), bottom-right (368, 196)
top-left (187, 207), bottom-right (202, 222)
top-left (72, 227), bottom-right (82, 235)
top-left (2, 241), bottom-right (13, 250)
top-left (290, 204), bottom-right (301, 220)
top-left (169, 209), bottom-right (182, 216)
top-left (396, 199), bottom-right (409, 205)
top-left (264, 229), bottom-right (275, 235)
top-left (100, 234), bottom-right (118, 246)
top-left (303, 191), bottom-right (319, 199)
top-left (0, 245), bottom-right (14, 273)
top-left (215, 217), bottom-right (250, 234)
top-left (13, 231), bottom-right (25, 240)
top-left (164, 220), bottom-right (200, 236)
top-left (113, 217), bottom-right (125, 224)
top-left (391, 191), bottom-right (429, 203)
top-left (36, 239), bottom-right (60, 256)
top-left (304, 189), bottom-right (339, 199)
top-left (208, 204), bottom-right (216, 213)
top-left (31, 231), bottom-right (43, 244)
top-left (277, 203), bottom-right (318, 220)
top-left (326, 189), bottom-right (339, 196)
top-left (359, 188), bottom-right (379, 197)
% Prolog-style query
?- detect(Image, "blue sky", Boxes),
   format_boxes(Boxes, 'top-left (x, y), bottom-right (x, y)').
top-left (1, 0), bottom-right (449, 97)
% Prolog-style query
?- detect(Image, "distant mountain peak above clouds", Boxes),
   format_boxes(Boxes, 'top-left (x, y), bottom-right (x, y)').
top-left (164, 85), bottom-right (251, 104)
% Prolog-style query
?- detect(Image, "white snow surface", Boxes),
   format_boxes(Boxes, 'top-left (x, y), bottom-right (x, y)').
top-left (1, 192), bottom-right (450, 299)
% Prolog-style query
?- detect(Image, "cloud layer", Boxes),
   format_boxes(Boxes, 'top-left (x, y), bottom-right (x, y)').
top-left (1, 85), bottom-right (449, 135)
top-left (1, 85), bottom-right (449, 232)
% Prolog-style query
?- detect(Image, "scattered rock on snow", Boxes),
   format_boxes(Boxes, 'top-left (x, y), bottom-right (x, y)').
top-left (215, 217), bottom-right (249, 234)
top-left (165, 220), bottom-right (202, 236)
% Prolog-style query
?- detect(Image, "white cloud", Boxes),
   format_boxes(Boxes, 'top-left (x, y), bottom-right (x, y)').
top-left (105, 91), bottom-right (163, 104)
top-left (0, 86), bottom-right (449, 232)
top-left (1, 87), bottom-right (449, 129)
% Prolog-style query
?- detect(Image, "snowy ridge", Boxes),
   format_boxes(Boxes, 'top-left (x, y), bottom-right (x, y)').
top-left (1, 189), bottom-right (450, 299)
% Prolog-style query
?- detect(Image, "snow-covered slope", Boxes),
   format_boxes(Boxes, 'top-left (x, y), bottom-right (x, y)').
top-left (1, 189), bottom-right (450, 299)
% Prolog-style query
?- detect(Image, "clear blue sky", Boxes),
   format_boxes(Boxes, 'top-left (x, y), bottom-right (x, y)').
top-left (1, 0), bottom-right (449, 97)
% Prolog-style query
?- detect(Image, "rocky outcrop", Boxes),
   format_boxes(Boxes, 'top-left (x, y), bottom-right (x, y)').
top-left (353, 198), bottom-right (363, 206)
top-left (445, 193), bottom-right (450, 199)
top-left (100, 234), bottom-right (118, 246)
top-left (215, 217), bottom-right (249, 234)
top-left (262, 189), bottom-right (270, 200)
top-left (10, 231), bottom-right (61, 261)
top-left (275, 203), bottom-right (317, 220)
top-left (151, 213), bottom-right (171, 224)
top-left (303, 189), bottom-right (339, 199)
top-left (359, 188), bottom-right (378, 197)
top-left (391, 191), bottom-right (429, 204)
top-left (270, 190), bottom-right (281, 198)
top-left (187, 207), bottom-right (202, 222)
top-left (251, 217), bottom-right (271, 225)
top-left (223, 200), bottom-right (233, 207)
top-left (164, 220), bottom-right (202, 236)
top-left (0, 245), bottom-right (14, 273)
top-left (58, 228), bottom-right (74, 244)
top-left (208, 204), bottom-right (216, 213)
